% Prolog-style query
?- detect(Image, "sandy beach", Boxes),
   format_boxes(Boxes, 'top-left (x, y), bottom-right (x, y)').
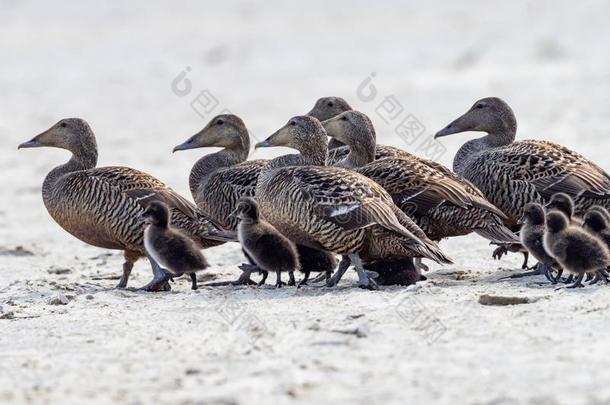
top-left (2, 1), bottom-right (610, 403)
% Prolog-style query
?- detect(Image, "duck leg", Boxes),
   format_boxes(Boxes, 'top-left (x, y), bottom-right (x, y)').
top-left (500, 262), bottom-right (545, 280)
top-left (117, 250), bottom-right (140, 288)
top-left (349, 254), bottom-right (378, 290)
top-left (566, 273), bottom-right (585, 289)
top-left (140, 255), bottom-right (172, 292)
top-left (325, 256), bottom-right (351, 287)
top-left (309, 271), bottom-right (332, 283)
top-left (258, 269), bottom-right (269, 286)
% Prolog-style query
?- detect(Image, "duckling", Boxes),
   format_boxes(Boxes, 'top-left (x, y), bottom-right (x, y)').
top-left (233, 197), bottom-right (300, 288)
top-left (543, 211), bottom-right (610, 288)
top-left (517, 203), bottom-right (560, 283)
top-left (545, 193), bottom-right (582, 225)
top-left (18, 118), bottom-right (228, 291)
top-left (141, 201), bottom-right (209, 289)
top-left (583, 208), bottom-right (610, 284)
top-left (363, 257), bottom-right (426, 286)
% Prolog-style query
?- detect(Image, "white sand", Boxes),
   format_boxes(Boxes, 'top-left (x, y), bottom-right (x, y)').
top-left (2, 1), bottom-right (610, 404)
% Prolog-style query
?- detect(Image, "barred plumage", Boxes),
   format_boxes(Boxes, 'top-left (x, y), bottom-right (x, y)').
top-left (322, 110), bottom-right (518, 244)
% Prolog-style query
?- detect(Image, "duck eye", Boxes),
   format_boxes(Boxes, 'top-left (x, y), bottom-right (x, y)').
top-left (216, 119), bottom-right (224, 125)
top-left (327, 102), bottom-right (334, 107)
top-left (290, 121), bottom-right (296, 126)
top-left (60, 122), bottom-right (67, 128)
top-left (341, 116), bottom-right (348, 121)
top-left (476, 104), bottom-right (484, 109)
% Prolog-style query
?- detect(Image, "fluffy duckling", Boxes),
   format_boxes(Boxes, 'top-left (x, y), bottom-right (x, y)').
top-left (233, 197), bottom-right (300, 288)
top-left (141, 201), bottom-right (209, 289)
top-left (546, 193), bottom-right (581, 225)
top-left (583, 209), bottom-right (610, 281)
top-left (518, 203), bottom-right (560, 283)
top-left (543, 211), bottom-right (610, 288)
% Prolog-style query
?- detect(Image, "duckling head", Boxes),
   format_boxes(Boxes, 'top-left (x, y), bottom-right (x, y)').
top-left (19, 118), bottom-right (98, 158)
top-left (545, 193), bottom-right (574, 219)
top-left (306, 96), bottom-right (352, 121)
top-left (173, 114), bottom-right (248, 152)
top-left (584, 209), bottom-right (609, 233)
top-left (520, 203), bottom-right (545, 225)
top-left (141, 201), bottom-right (171, 227)
top-left (231, 197), bottom-right (260, 224)
top-left (546, 211), bottom-right (569, 234)
top-left (322, 110), bottom-right (376, 146)
top-left (256, 116), bottom-right (327, 155)
top-left (434, 97), bottom-right (517, 139)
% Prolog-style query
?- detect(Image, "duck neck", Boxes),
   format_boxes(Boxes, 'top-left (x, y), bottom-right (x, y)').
top-left (43, 149), bottom-right (98, 200)
top-left (341, 132), bottom-right (376, 169)
top-left (189, 148), bottom-right (248, 196)
top-left (452, 127), bottom-right (516, 175)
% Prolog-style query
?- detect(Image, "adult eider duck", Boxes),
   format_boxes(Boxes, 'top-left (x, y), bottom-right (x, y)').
top-left (19, 118), bottom-right (228, 291)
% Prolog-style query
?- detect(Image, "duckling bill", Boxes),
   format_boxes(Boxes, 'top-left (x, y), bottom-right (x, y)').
top-left (233, 197), bottom-right (300, 288)
top-left (141, 201), bottom-right (209, 289)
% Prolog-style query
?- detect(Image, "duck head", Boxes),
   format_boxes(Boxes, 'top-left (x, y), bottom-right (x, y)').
top-left (545, 211), bottom-right (569, 233)
top-left (322, 110), bottom-right (376, 146)
top-left (140, 201), bottom-right (171, 227)
top-left (306, 96), bottom-right (352, 122)
top-left (173, 114), bottom-right (249, 152)
top-left (19, 118), bottom-right (98, 159)
top-left (584, 209), bottom-right (609, 233)
top-left (435, 97), bottom-right (517, 139)
top-left (256, 116), bottom-right (327, 154)
top-left (519, 203), bottom-right (545, 225)
top-left (230, 197), bottom-right (259, 224)
top-left (545, 193), bottom-right (574, 219)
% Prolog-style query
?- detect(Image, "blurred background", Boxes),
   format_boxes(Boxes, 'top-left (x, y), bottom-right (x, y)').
top-left (1, 0), bottom-right (609, 244)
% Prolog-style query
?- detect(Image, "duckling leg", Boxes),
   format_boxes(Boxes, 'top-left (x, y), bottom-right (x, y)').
top-left (500, 262), bottom-right (545, 280)
top-left (349, 254), bottom-right (378, 290)
top-left (288, 271), bottom-right (296, 286)
top-left (310, 272), bottom-right (331, 283)
top-left (325, 256), bottom-right (351, 287)
top-left (589, 270), bottom-right (609, 285)
top-left (140, 255), bottom-right (172, 292)
top-left (258, 270), bottom-right (269, 287)
top-left (275, 271), bottom-right (283, 288)
top-left (521, 252), bottom-right (530, 270)
top-left (189, 273), bottom-right (198, 290)
top-left (297, 271), bottom-right (310, 288)
top-left (566, 273), bottom-right (585, 289)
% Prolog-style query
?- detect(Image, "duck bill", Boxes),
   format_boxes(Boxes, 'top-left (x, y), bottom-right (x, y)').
top-left (434, 112), bottom-right (476, 139)
top-left (173, 135), bottom-right (197, 153)
top-left (320, 116), bottom-right (343, 140)
top-left (18, 129), bottom-right (53, 149)
top-left (255, 124), bottom-right (290, 149)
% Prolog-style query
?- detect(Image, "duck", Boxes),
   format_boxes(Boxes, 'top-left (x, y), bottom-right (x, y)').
top-left (18, 118), bottom-right (229, 291)
top-left (321, 110), bottom-right (519, 246)
top-left (517, 203), bottom-right (560, 283)
top-left (232, 197), bottom-right (300, 288)
top-left (435, 97), bottom-right (610, 222)
top-left (254, 115), bottom-right (452, 289)
top-left (141, 201), bottom-right (209, 289)
top-left (543, 211), bottom-right (610, 288)
top-left (545, 192), bottom-right (582, 225)
top-left (173, 114), bottom-right (337, 286)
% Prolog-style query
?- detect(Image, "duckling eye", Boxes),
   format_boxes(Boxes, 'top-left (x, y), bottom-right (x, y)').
top-left (341, 116), bottom-right (348, 121)
top-left (216, 119), bottom-right (224, 125)
top-left (476, 104), bottom-right (484, 109)
top-left (327, 101), bottom-right (334, 107)
top-left (60, 122), bottom-right (67, 128)
top-left (290, 121), bottom-right (296, 126)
